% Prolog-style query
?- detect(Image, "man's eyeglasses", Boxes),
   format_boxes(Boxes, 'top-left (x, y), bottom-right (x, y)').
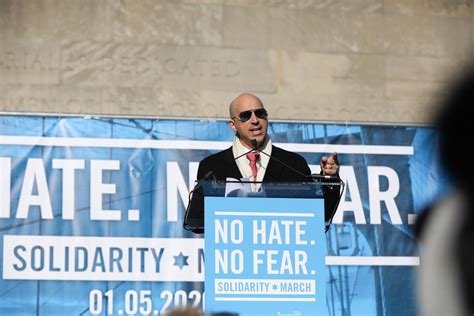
top-left (233, 108), bottom-right (268, 122)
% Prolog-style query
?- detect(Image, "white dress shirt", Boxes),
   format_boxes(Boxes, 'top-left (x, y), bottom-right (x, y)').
top-left (232, 136), bottom-right (272, 191)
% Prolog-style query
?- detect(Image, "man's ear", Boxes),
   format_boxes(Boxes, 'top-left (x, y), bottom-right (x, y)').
top-left (229, 119), bottom-right (237, 133)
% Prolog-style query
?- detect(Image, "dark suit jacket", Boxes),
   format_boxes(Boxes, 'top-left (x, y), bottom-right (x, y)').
top-left (184, 145), bottom-right (339, 233)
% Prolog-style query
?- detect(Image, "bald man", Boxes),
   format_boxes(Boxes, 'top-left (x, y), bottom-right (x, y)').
top-left (184, 93), bottom-right (340, 233)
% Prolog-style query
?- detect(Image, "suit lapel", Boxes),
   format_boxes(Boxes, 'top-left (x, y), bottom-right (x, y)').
top-left (263, 146), bottom-right (284, 182)
top-left (220, 147), bottom-right (243, 180)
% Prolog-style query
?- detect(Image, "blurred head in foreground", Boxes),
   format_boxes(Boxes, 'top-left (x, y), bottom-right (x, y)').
top-left (167, 308), bottom-right (203, 316)
top-left (417, 67), bottom-right (474, 315)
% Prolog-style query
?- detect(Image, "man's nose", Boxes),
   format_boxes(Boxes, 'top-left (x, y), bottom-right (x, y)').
top-left (249, 112), bottom-right (259, 123)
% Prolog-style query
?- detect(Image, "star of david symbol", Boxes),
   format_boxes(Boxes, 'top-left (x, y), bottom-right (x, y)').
top-left (173, 252), bottom-right (189, 270)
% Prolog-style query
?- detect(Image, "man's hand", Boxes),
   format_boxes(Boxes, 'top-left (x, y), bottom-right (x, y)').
top-left (321, 152), bottom-right (339, 176)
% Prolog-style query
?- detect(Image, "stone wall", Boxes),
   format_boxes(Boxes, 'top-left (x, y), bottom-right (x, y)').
top-left (0, 0), bottom-right (472, 124)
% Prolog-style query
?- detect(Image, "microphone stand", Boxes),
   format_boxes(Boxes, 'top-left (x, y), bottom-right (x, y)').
top-left (184, 138), bottom-right (345, 234)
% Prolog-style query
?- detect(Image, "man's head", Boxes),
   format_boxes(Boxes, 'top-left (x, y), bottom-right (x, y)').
top-left (229, 93), bottom-right (268, 149)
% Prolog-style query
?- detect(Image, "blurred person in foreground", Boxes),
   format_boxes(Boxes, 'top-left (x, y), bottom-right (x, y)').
top-left (416, 67), bottom-right (474, 315)
top-left (184, 92), bottom-right (340, 233)
top-left (168, 307), bottom-right (203, 316)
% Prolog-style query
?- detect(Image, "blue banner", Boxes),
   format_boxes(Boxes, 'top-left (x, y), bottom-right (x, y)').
top-left (0, 115), bottom-right (447, 315)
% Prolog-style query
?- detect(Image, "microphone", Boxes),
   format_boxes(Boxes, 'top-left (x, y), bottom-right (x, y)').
top-left (310, 173), bottom-right (342, 183)
top-left (251, 139), bottom-right (258, 149)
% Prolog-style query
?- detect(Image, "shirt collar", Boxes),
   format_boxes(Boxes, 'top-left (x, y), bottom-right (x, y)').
top-left (232, 136), bottom-right (272, 159)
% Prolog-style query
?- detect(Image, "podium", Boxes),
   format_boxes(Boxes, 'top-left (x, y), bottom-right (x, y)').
top-left (185, 180), bottom-right (341, 315)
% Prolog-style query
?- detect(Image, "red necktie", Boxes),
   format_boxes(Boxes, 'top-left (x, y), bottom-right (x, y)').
top-left (246, 152), bottom-right (260, 181)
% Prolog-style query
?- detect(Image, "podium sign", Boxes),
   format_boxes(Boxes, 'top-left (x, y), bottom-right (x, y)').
top-left (205, 196), bottom-right (327, 315)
